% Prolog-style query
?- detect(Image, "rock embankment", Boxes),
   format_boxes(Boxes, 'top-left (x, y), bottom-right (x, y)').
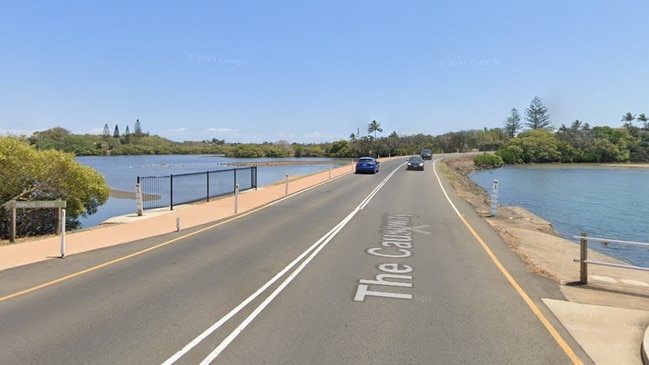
top-left (441, 156), bottom-right (569, 281)
top-left (443, 156), bottom-right (649, 309)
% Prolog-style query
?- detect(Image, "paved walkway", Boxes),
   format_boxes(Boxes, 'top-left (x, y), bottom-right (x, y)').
top-left (0, 163), bottom-right (356, 271)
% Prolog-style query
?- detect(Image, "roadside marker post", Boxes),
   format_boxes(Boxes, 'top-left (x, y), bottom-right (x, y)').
top-left (234, 183), bottom-right (240, 213)
top-left (176, 217), bottom-right (181, 232)
top-left (60, 209), bottom-right (66, 258)
top-left (135, 183), bottom-right (143, 216)
top-left (579, 232), bottom-right (588, 285)
top-left (491, 179), bottom-right (499, 217)
top-left (285, 173), bottom-right (289, 195)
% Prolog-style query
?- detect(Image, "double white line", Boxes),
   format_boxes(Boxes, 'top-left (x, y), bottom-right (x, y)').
top-left (163, 164), bottom-right (402, 364)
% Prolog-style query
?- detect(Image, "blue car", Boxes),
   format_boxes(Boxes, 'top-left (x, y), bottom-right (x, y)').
top-left (355, 157), bottom-right (380, 174)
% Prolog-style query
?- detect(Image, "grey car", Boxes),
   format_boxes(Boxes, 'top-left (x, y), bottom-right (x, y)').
top-left (407, 155), bottom-right (425, 170)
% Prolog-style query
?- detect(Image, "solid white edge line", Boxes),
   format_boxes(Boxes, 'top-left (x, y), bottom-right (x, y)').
top-left (431, 158), bottom-right (582, 364)
top-left (432, 159), bottom-right (462, 215)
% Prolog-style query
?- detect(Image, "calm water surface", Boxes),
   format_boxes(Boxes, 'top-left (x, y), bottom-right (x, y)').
top-left (470, 165), bottom-right (649, 266)
top-left (76, 155), bottom-right (348, 229)
top-left (77, 156), bottom-right (649, 266)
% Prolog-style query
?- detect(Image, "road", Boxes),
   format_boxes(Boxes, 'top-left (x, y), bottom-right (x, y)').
top-left (0, 157), bottom-right (590, 364)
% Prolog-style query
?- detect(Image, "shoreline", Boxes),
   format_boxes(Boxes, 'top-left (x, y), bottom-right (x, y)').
top-left (441, 156), bottom-right (649, 291)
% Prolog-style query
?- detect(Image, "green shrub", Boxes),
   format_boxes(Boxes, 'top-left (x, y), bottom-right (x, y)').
top-left (474, 153), bottom-right (504, 169)
top-left (496, 145), bottom-right (524, 164)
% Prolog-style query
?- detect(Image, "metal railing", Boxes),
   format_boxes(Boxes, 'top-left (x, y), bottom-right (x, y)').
top-left (573, 232), bottom-right (649, 285)
top-left (137, 166), bottom-right (257, 210)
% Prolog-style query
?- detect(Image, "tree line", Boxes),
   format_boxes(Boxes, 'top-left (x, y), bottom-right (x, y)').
top-left (3, 97), bottom-right (648, 239)
top-left (486, 96), bottom-right (649, 166)
top-left (23, 98), bottom-right (649, 164)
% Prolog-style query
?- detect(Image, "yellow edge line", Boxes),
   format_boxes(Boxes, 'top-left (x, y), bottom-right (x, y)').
top-left (0, 203), bottom-right (269, 303)
top-left (0, 169), bottom-right (353, 304)
top-left (457, 213), bottom-right (584, 365)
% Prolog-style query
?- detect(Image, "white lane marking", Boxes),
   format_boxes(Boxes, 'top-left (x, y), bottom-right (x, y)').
top-left (410, 225), bottom-right (432, 235)
top-left (163, 163), bottom-right (403, 364)
top-left (161, 217), bottom-right (350, 365)
top-left (199, 207), bottom-right (359, 364)
top-left (358, 165), bottom-right (402, 210)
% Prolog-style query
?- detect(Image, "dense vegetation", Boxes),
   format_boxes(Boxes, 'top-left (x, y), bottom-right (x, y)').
top-left (496, 99), bottom-right (649, 165)
top-left (1, 137), bottom-right (109, 239)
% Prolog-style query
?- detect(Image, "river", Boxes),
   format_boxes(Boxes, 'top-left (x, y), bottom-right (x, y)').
top-left (469, 164), bottom-right (649, 266)
top-left (77, 156), bottom-right (649, 266)
top-left (76, 155), bottom-right (349, 230)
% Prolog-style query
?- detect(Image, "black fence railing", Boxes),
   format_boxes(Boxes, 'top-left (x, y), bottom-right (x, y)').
top-left (137, 166), bottom-right (257, 210)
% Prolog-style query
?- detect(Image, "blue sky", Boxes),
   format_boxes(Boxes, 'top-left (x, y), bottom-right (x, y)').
top-left (2, 1), bottom-right (648, 143)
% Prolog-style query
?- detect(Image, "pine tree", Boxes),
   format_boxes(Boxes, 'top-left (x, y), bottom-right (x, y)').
top-left (102, 124), bottom-right (110, 139)
top-left (113, 125), bottom-right (120, 138)
top-left (524, 96), bottom-right (552, 130)
top-left (504, 108), bottom-right (522, 138)
top-left (134, 119), bottom-right (142, 135)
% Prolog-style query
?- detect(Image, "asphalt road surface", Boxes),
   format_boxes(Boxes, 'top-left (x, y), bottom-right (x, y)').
top-left (0, 156), bottom-right (591, 364)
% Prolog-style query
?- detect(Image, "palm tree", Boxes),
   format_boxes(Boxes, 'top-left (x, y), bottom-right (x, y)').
top-left (621, 112), bottom-right (636, 128)
top-left (637, 113), bottom-right (648, 130)
top-left (367, 120), bottom-right (383, 139)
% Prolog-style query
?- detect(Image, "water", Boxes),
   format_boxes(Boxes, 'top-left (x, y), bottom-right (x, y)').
top-left (470, 165), bottom-right (649, 266)
top-left (75, 155), bottom-right (347, 229)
